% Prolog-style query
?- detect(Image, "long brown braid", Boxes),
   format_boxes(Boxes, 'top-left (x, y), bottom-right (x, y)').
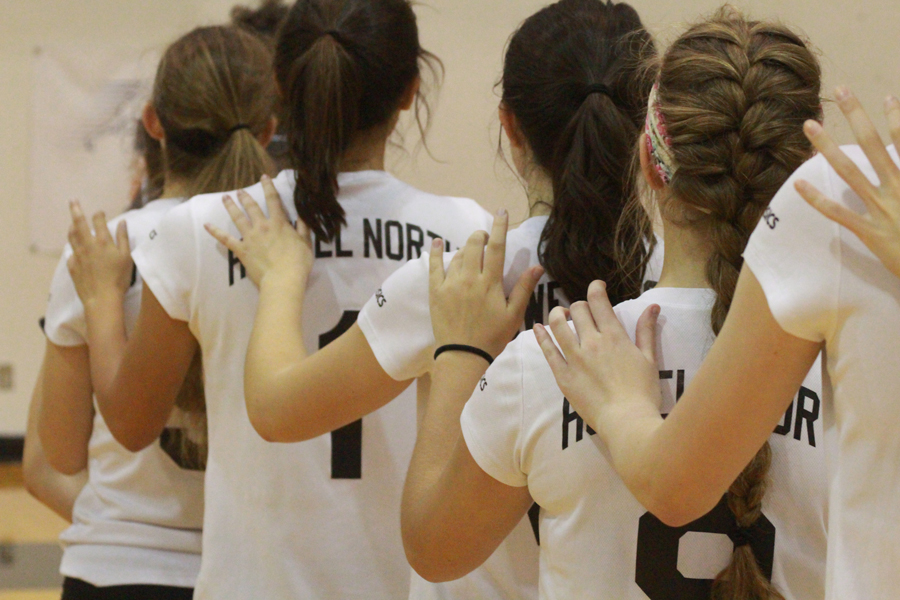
top-left (653, 7), bottom-right (821, 598)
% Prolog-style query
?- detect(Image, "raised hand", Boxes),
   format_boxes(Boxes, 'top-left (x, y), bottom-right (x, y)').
top-left (534, 280), bottom-right (660, 433)
top-left (205, 175), bottom-right (313, 288)
top-left (796, 87), bottom-right (900, 278)
top-left (67, 201), bottom-right (133, 308)
top-left (428, 210), bottom-right (543, 361)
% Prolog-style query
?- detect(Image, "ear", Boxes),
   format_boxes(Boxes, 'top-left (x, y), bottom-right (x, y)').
top-left (258, 116), bottom-right (278, 148)
top-left (399, 75), bottom-right (420, 111)
top-left (639, 133), bottom-right (666, 192)
top-left (142, 103), bottom-right (165, 142)
top-left (499, 103), bottom-right (526, 152)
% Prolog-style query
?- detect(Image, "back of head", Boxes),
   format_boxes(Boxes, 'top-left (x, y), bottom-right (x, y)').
top-left (152, 25), bottom-right (276, 198)
top-left (274, 0), bottom-right (437, 243)
top-left (502, 0), bottom-right (656, 304)
top-left (231, 0), bottom-right (291, 48)
top-left (651, 8), bottom-right (821, 599)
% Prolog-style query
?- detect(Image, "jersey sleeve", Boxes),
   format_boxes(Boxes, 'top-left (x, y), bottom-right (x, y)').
top-left (43, 248), bottom-right (87, 347)
top-left (357, 253), bottom-right (434, 381)
top-left (743, 153), bottom-right (841, 343)
top-left (130, 201), bottom-right (198, 323)
top-left (459, 340), bottom-right (528, 488)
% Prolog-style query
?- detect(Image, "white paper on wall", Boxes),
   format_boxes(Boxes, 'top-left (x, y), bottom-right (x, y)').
top-left (29, 44), bottom-right (160, 255)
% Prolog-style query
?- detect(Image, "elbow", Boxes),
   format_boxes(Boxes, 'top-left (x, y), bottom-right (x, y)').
top-left (403, 539), bottom-right (461, 584)
top-left (640, 483), bottom-right (722, 528)
top-left (105, 422), bottom-right (155, 454)
top-left (245, 392), bottom-right (315, 444)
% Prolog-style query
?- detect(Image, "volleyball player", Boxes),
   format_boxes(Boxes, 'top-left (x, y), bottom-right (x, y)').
top-left (25, 25), bottom-right (277, 600)
top-left (406, 9), bottom-right (830, 599)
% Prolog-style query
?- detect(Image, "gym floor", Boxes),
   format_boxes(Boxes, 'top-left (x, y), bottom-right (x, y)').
top-left (0, 464), bottom-right (65, 600)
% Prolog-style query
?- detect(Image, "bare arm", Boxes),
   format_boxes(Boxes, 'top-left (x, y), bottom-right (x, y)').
top-left (538, 271), bottom-right (819, 526)
top-left (402, 213), bottom-right (541, 581)
top-left (24, 358), bottom-right (88, 522)
top-left (67, 203), bottom-right (197, 451)
top-left (205, 177), bottom-right (411, 442)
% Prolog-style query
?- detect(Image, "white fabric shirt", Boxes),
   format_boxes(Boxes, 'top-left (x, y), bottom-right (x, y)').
top-left (131, 169), bottom-right (492, 600)
top-left (361, 215), bottom-right (559, 600)
top-left (744, 146), bottom-right (900, 600)
top-left (461, 287), bottom-right (829, 600)
top-left (44, 198), bottom-right (204, 588)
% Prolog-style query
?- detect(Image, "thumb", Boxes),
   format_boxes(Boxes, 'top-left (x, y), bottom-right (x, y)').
top-left (635, 304), bottom-right (660, 366)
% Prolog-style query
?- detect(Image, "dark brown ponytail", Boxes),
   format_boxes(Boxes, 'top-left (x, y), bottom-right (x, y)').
top-left (653, 8), bottom-right (821, 598)
top-left (501, 0), bottom-right (656, 304)
top-left (274, 0), bottom-right (439, 243)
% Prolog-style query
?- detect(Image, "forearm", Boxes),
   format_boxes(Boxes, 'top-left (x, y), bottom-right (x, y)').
top-left (244, 272), bottom-right (307, 425)
top-left (402, 353), bottom-right (487, 578)
top-left (36, 346), bottom-right (94, 474)
top-left (83, 293), bottom-right (128, 406)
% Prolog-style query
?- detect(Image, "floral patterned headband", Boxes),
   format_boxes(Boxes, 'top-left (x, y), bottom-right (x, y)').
top-left (644, 83), bottom-right (677, 185)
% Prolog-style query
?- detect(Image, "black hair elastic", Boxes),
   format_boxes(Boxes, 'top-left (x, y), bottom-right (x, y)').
top-left (228, 124), bottom-right (251, 136)
top-left (581, 83), bottom-right (612, 103)
top-left (434, 344), bottom-right (494, 365)
top-left (731, 526), bottom-right (756, 548)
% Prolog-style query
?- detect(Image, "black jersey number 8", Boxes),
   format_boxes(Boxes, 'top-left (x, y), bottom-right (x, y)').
top-left (634, 496), bottom-right (776, 599)
top-left (319, 310), bottom-right (362, 479)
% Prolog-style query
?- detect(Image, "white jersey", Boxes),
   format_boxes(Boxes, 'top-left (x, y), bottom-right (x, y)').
top-left (744, 146), bottom-right (900, 600)
top-left (43, 198), bottom-right (204, 588)
top-left (131, 169), bottom-right (492, 600)
top-left (460, 287), bottom-right (829, 600)
top-left (360, 215), bottom-right (559, 600)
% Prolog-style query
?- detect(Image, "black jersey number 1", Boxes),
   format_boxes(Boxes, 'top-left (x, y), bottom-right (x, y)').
top-left (319, 311), bottom-right (362, 479)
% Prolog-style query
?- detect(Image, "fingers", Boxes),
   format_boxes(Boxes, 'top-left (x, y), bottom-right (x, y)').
top-left (428, 237), bottom-right (445, 292)
top-left (260, 175), bottom-right (288, 224)
top-left (795, 179), bottom-right (869, 236)
top-left (115, 221), bottom-right (130, 254)
top-left (803, 120), bottom-right (879, 207)
top-left (204, 223), bottom-right (242, 254)
top-left (92, 211), bottom-right (112, 243)
top-left (886, 95), bottom-right (900, 153)
top-left (634, 304), bottom-right (660, 366)
top-left (237, 189), bottom-right (267, 223)
top-left (484, 210), bottom-right (509, 281)
top-left (462, 230), bottom-right (488, 273)
top-left (547, 305), bottom-right (578, 358)
top-left (835, 87), bottom-right (900, 186)
top-left (585, 281), bottom-right (618, 331)
top-left (68, 200), bottom-right (91, 248)
top-left (222, 194), bottom-right (251, 234)
top-left (507, 265), bottom-right (544, 321)
top-left (534, 323), bottom-right (568, 377)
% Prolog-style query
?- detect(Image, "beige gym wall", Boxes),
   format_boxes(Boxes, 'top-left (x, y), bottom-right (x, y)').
top-left (0, 0), bottom-right (897, 435)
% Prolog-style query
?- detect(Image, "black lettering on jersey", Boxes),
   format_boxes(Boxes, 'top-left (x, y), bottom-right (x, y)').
top-left (658, 370), bottom-right (686, 411)
top-left (562, 399), bottom-right (596, 450)
top-left (375, 289), bottom-right (386, 307)
top-left (763, 207), bottom-right (779, 230)
top-left (315, 236), bottom-right (332, 258)
top-left (479, 377), bottom-right (487, 391)
top-left (335, 230), bottom-right (353, 257)
top-left (528, 502), bottom-right (541, 545)
top-left (228, 249), bottom-right (246, 286)
top-left (523, 282), bottom-right (564, 331)
top-left (149, 229), bottom-right (157, 240)
top-left (773, 386), bottom-right (819, 447)
top-left (385, 220), bottom-right (404, 260)
top-left (364, 218), bottom-right (383, 258)
top-left (407, 224), bottom-right (425, 259)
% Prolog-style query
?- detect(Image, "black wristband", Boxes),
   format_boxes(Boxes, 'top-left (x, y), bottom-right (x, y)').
top-left (434, 344), bottom-right (494, 365)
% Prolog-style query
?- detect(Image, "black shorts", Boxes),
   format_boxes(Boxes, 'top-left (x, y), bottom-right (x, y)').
top-left (61, 577), bottom-right (194, 600)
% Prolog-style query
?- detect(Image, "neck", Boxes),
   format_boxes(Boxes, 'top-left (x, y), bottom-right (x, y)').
top-left (525, 167), bottom-right (553, 217)
top-left (340, 125), bottom-right (390, 173)
top-left (160, 178), bottom-right (189, 200)
top-left (655, 205), bottom-right (713, 289)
